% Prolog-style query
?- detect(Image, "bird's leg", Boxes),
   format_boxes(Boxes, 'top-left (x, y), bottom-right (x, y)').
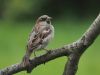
top-left (34, 51), bottom-right (37, 57)
top-left (43, 48), bottom-right (51, 54)
top-left (42, 48), bottom-right (51, 65)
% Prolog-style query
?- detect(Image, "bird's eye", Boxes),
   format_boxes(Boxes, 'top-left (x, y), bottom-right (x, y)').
top-left (40, 18), bottom-right (46, 21)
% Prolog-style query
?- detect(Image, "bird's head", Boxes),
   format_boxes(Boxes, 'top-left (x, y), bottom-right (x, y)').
top-left (36, 15), bottom-right (52, 25)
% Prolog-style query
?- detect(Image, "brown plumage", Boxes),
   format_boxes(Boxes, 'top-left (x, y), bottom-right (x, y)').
top-left (22, 15), bottom-right (54, 72)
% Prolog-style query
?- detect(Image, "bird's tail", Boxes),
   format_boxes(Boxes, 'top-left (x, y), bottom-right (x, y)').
top-left (21, 52), bottom-right (32, 73)
top-left (22, 54), bottom-right (29, 66)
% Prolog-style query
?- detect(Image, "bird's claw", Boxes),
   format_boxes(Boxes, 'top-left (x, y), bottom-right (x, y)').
top-left (44, 48), bottom-right (51, 54)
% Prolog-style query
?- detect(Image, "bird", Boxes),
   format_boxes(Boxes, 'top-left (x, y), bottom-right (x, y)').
top-left (22, 15), bottom-right (54, 72)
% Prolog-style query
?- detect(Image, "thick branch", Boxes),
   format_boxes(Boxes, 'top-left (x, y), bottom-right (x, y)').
top-left (0, 13), bottom-right (100, 75)
top-left (63, 13), bottom-right (100, 75)
top-left (0, 46), bottom-right (71, 75)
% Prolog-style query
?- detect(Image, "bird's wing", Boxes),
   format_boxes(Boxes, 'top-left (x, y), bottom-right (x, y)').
top-left (27, 27), bottom-right (51, 51)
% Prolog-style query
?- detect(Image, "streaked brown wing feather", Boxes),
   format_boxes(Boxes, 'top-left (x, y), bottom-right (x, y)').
top-left (27, 26), bottom-right (51, 51)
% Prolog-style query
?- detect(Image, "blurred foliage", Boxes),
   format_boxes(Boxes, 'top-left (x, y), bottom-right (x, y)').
top-left (0, 0), bottom-right (100, 21)
top-left (2, 0), bottom-right (48, 20)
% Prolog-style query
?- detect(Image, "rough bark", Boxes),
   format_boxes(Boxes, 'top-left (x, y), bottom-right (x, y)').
top-left (63, 13), bottom-right (100, 75)
top-left (0, 13), bottom-right (100, 75)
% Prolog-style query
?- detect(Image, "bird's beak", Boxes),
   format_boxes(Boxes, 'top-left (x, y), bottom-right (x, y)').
top-left (49, 17), bottom-right (52, 20)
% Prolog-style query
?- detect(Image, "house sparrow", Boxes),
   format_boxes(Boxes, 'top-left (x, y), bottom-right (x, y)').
top-left (22, 15), bottom-right (54, 70)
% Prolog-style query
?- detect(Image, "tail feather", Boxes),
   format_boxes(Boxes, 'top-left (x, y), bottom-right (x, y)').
top-left (22, 54), bottom-right (33, 73)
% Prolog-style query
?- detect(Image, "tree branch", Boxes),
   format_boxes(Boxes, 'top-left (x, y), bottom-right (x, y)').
top-left (0, 13), bottom-right (100, 75)
top-left (0, 46), bottom-right (71, 75)
top-left (63, 13), bottom-right (100, 75)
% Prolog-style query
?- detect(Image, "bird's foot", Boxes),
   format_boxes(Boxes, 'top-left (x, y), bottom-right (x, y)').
top-left (44, 48), bottom-right (51, 54)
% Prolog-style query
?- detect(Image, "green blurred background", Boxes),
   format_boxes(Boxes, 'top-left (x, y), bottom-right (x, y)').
top-left (0, 0), bottom-right (100, 75)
